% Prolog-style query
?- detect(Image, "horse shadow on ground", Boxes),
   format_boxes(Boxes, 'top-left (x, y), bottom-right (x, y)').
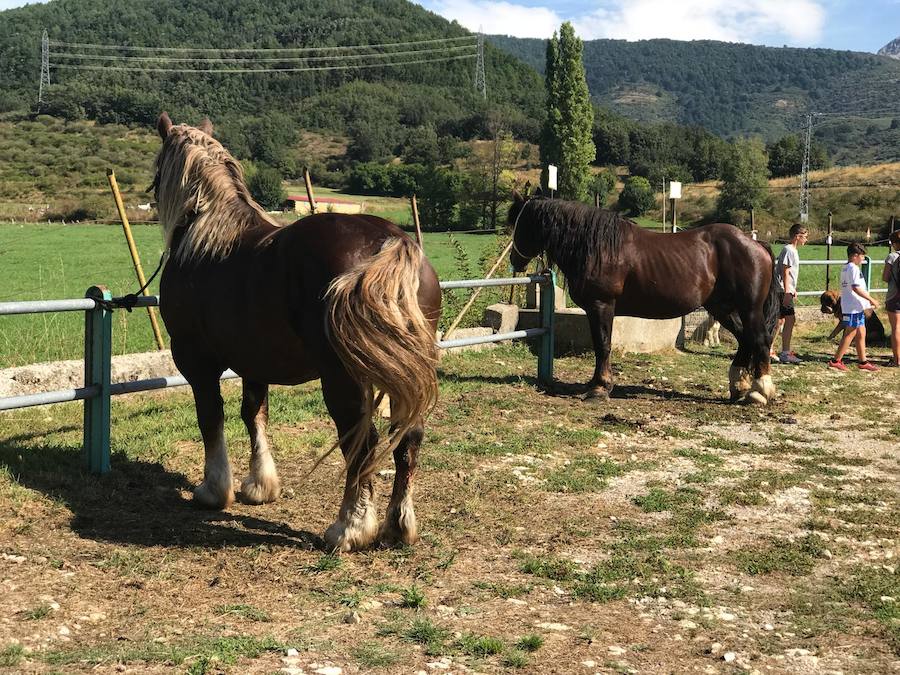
top-left (0, 430), bottom-right (324, 551)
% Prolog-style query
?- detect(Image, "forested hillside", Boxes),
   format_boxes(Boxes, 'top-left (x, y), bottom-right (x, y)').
top-left (0, 0), bottom-right (543, 140)
top-left (489, 35), bottom-right (900, 163)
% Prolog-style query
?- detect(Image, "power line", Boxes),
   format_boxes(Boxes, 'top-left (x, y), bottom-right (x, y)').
top-left (51, 43), bottom-right (476, 64)
top-left (48, 35), bottom-right (476, 54)
top-left (50, 53), bottom-right (477, 74)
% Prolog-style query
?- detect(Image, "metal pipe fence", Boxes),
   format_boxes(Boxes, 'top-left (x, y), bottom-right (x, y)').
top-left (0, 272), bottom-right (556, 474)
top-left (795, 256), bottom-right (880, 297)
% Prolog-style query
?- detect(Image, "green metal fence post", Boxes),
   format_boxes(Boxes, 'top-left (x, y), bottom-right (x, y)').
top-left (537, 270), bottom-right (556, 386)
top-left (862, 255), bottom-right (872, 292)
top-left (83, 286), bottom-right (112, 474)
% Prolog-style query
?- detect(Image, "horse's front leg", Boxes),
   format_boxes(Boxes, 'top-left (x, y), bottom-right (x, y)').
top-left (189, 376), bottom-right (235, 509)
top-left (379, 421), bottom-right (423, 548)
top-left (238, 380), bottom-right (281, 505)
top-left (584, 299), bottom-right (616, 400)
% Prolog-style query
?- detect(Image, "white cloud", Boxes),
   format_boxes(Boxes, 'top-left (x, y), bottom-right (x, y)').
top-left (424, 0), bottom-right (563, 38)
top-left (423, 0), bottom-right (826, 45)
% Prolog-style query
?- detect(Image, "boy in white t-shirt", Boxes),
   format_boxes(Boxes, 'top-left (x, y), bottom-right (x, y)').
top-left (829, 243), bottom-right (880, 371)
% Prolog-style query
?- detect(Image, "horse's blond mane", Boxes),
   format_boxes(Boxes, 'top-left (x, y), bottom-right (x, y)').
top-left (155, 125), bottom-right (279, 262)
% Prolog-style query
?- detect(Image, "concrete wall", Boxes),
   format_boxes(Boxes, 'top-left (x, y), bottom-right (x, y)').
top-left (516, 307), bottom-right (682, 355)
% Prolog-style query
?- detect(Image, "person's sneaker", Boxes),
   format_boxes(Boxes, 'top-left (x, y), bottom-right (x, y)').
top-left (779, 351), bottom-right (802, 364)
top-left (857, 361), bottom-right (879, 372)
top-left (828, 359), bottom-right (848, 371)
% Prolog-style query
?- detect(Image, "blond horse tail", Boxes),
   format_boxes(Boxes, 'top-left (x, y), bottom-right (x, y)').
top-left (322, 236), bottom-right (439, 481)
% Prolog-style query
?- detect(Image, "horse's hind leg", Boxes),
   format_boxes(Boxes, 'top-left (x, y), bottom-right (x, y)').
top-left (744, 311), bottom-right (775, 405)
top-left (709, 310), bottom-right (752, 402)
top-left (321, 368), bottom-right (379, 553)
top-left (190, 377), bottom-right (235, 509)
top-left (379, 421), bottom-right (423, 547)
top-left (584, 300), bottom-right (616, 400)
top-left (238, 380), bottom-right (281, 505)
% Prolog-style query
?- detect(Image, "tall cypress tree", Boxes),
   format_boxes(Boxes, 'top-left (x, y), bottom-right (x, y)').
top-left (540, 22), bottom-right (595, 201)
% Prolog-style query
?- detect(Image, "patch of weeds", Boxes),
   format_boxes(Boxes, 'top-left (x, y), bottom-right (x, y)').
top-left (214, 604), bottom-right (272, 622)
top-left (515, 634), bottom-right (543, 652)
top-left (399, 585), bottom-right (427, 609)
top-left (353, 642), bottom-right (400, 668)
top-left (543, 454), bottom-right (626, 493)
top-left (734, 534), bottom-right (826, 576)
top-left (673, 447), bottom-right (724, 466)
top-left (718, 486), bottom-right (766, 506)
top-left (304, 554), bottom-right (341, 574)
top-left (94, 548), bottom-right (160, 578)
top-left (632, 486), bottom-right (702, 512)
top-left (703, 436), bottom-right (747, 453)
top-left (0, 644), bottom-right (24, 667)
top-left (574, 549), bottom-right (703, 604)
top-left (402, 618), bottom-right (449, 655)
top-left (458, 633), bottom-right (505, 656)
top-left (42, 635), bottom-right (283, 668)
top-left (472, 581), bottom-right (532, 599)
top-left (838, 567), bottom-right (900, 652)
top-left (21, 603), bottom-right (53, 620)
top-left (339, 592), bottom-right (364, 608)
top-left (516, 553), bottom-right (578, 581)
top-left (503, 648), bottom-right (529, 667)
top-left (794, 457), bottom-right (846, 477)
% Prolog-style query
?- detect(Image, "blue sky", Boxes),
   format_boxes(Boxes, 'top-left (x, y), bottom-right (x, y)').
top-left (0, 0), bottom-right (897, 53)
top-left (418, 0), bottom-right (899, 53)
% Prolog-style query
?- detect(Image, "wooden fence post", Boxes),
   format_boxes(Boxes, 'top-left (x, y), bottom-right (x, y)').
top-left (303, 167), bottom-right (317, 215)
top-left (411, 194), bottom-right (423, 248)
top-left (107, 169), bottom-right (165, 350)
top-left (826, 211), bottom-right (833, 291)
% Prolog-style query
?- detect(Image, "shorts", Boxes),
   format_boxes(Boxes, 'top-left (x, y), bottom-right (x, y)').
top-left (843, 312), bottom-right (865, 328)
top-left (779, 293), bottom-right (795, 318)
top-left (887, 295), bottom-right (900, 313)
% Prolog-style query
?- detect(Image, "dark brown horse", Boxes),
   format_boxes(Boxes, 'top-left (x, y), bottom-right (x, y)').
top-left (153, 113), bottom-right (441, 552)
top-left (508, 193), bottom-right (779, 404)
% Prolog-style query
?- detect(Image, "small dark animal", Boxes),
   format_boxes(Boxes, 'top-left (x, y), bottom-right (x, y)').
top-left (819, 290), bottom-right (886, 344)
top-left (508, 192), bottom-right (780, 405)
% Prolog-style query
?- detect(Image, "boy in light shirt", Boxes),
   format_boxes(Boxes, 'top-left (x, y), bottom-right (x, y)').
top-left (828, 243), bottom-right (880, 371)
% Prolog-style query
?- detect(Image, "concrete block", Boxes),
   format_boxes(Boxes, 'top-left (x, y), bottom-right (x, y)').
top-left (438, 326), bottom-right (495, 354)
top-left (517, 309), bottom-right (681, 356)
top-left (483, 303), bottom-right (520, 334)
top-left (525, 283), bottom-right (566, 310)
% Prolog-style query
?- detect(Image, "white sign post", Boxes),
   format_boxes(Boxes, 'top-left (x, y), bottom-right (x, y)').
top-left (547, 164), bottom-right (558, 195)
top-left (669, 181), bottom-right (682, 232)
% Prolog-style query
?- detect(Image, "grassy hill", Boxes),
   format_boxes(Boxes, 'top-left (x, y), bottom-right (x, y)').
top-left (488, 35), bottom-right (900, 164)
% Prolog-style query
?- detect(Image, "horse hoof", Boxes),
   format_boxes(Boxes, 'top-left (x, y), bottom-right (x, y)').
top-left (193, 481), bottom-right (234, 510)
top-left (378, 522), bottom-right (418, 549)
top-left (745, 391), bottom-right (768, 406)
top-left (582, 387), bottom-right (610, 402)
top-left (238, 474), bottom-right (281, 505)
top-left (324, 515), bottom-right (379, 553)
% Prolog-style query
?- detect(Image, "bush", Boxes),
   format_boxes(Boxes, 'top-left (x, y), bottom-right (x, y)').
top-left (248, 165), bottom-right (286, 210)
top-left (618, 176), bottom-right (655, 216)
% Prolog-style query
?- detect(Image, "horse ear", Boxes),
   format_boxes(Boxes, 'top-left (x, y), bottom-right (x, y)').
top-left (198, 117), bottom-right (214, 136)
top-left (157, 112), bottom-right (173, 139)
top-left (511, 190), bottom-right (525, 205)
top-left (532, 185), bottom-right (544, 198)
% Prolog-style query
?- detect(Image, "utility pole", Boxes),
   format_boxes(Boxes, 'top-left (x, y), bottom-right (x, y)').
top-left (38, 30), bottom-right (50, 108)
top-left (799, 113), bottom-right (812, 223)
top-left (661, 179), bottom-right (666, 231)
top-left (474, 29), bottom-right (486, 100)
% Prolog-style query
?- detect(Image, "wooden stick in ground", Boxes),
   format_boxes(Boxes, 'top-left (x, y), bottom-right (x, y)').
top-left (303, 166), bottom-right (317, 215)
top-left (443, 239), bottom-right (514, 341)
top-left (106, 169), bottom-right (166, 350)
top-left (411, 194), bottom-right (423, 248)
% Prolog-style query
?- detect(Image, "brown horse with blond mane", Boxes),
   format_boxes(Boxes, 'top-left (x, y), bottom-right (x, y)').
top-left (152, 112), bottom-right (441, 552)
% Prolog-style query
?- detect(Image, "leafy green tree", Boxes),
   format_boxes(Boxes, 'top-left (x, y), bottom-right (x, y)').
top-left (589, 169), bottom-right (616, 206)
top-left (248, 165), bottom-right (286, 211)
top-left (619, 176), bottom-right (655, 216)
top-left (766, 134), bottom-right (830, 177)
top-left (717, 138), bottom-right (769, 218)
top-left (540, 22), bottom-right (596, 201)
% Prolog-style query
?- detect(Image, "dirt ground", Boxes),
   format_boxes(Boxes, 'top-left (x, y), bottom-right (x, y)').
top-left (0, 322), bottom-right (898, 674)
